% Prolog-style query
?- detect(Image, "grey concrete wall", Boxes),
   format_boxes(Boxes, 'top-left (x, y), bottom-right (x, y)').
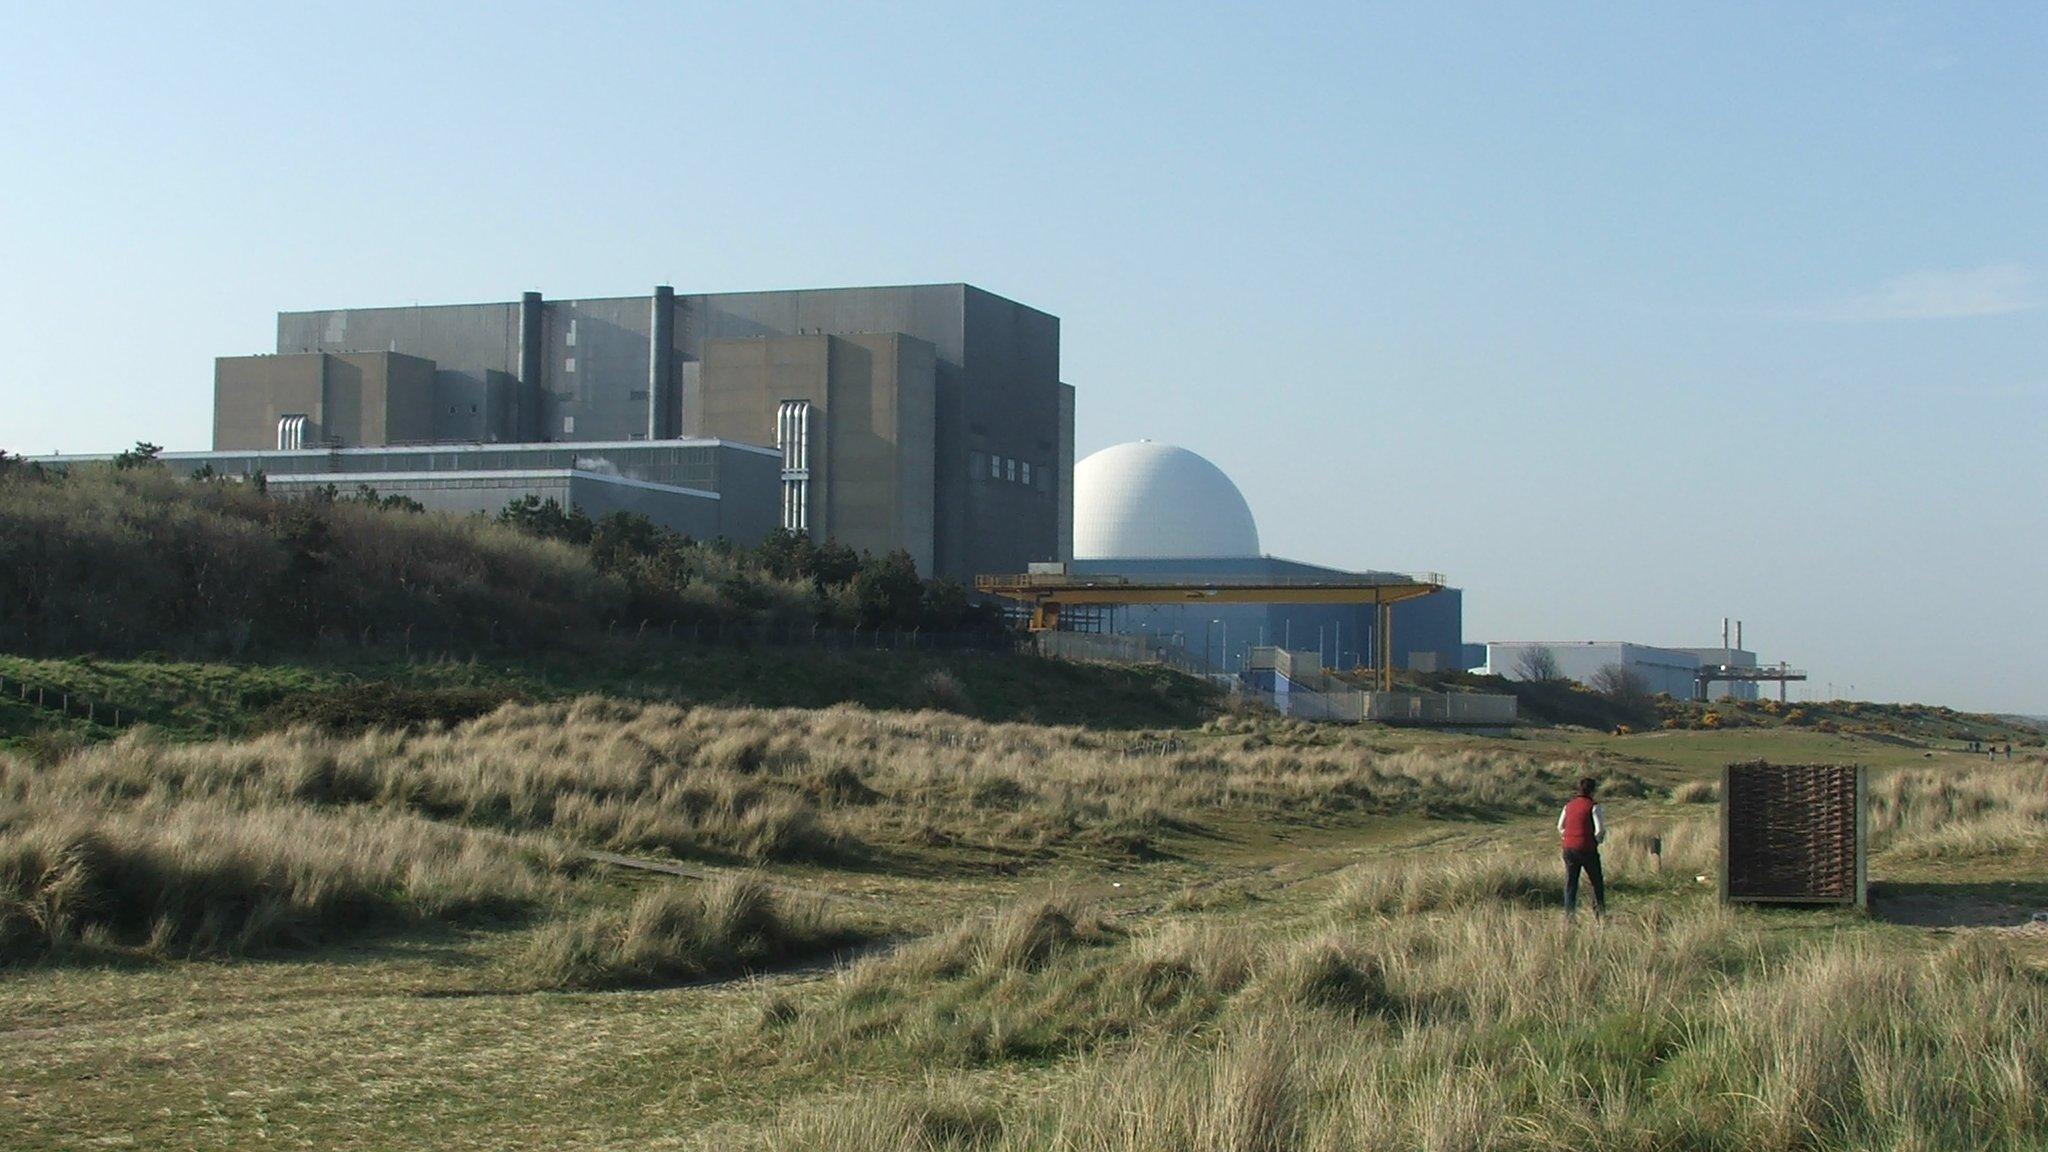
top-left (692, 333), bottom-right (939, 570)
top-left (708, 443), bottom-right (779, 546)
top-left (322, 356), bottom-right (366, 446)
top-left (831, 334), bottom-right (936, 572)
top-left (685, 284), bottom-right (1059, 577)
top-left (278, 301), bottom-right (524, 430)
top-left (378, 353), bottom-right (438, 443)
top-left (215, 352), bottom-right (435, 450)
top-left (431, 368), bottom-right (521, 443)
top-left (215, 354), bottom-right (325, 449)
top-left (1057, 382), bottom-right (1075, 562)
top-left (430, 372), bottom-right (488, 441)
top-left (883, 335), bottom-right (937, 573)
top-left (568, 474), bottom-right (722, 540)
top-left (957, 287), bottom-right (1061, 578)
top-left (695, 332), bottom-right (833, 529)
top-left (689, 285), bottom-right (969, 360)
top-left (547, 296), bottom-right (655, 442)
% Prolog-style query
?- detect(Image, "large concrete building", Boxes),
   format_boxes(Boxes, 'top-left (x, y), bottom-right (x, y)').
top-left (207, 283), bottom-right (1071, 578)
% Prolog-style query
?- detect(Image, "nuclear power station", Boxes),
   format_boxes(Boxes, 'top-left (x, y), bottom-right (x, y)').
top-left (24, 278), bottom-right (1834, 695)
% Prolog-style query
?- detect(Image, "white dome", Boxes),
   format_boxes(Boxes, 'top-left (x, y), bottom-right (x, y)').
top-left (1073, 441), bottom-right (1260, 559)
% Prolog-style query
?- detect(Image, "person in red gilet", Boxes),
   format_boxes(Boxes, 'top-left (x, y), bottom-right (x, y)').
top-left (1557, 776), bottom-right (1606, 917)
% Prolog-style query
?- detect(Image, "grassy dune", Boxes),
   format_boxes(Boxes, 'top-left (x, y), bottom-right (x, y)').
top-left (775, 900), bottom-right (2046, 1152)
top-left (3, 699), bottom-right (2046, 1151)
top-left (4, 699), bottom-right (1621, 876)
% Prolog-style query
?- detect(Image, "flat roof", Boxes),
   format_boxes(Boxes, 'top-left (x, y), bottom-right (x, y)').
top-left (270, 284), bottom-right (1032, 319)
top-left (273, 282), bottom-right (1055, 323)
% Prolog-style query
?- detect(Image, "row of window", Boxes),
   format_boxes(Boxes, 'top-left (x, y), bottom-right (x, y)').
top-left (276, 477), bottom-right (568, 493)
top-left (217, 448), bottom-right (717, 486)
top-left (972, 451), bottom-right (1050, 493)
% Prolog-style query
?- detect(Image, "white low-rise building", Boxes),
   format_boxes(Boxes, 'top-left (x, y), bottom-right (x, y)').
top-left (1479, 640), bottom-right (1760, 701)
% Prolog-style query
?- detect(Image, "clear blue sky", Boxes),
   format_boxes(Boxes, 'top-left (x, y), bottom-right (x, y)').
top-left (4, 3), bottom-right (2043, 712)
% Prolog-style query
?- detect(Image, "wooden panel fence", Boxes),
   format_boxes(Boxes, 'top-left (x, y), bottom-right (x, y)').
top-left (1719, 761), bottom-right (1866, 908)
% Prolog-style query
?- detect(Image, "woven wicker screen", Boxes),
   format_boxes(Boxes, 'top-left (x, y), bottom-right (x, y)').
top-left (1720, 761), bottom-right (1866, 907)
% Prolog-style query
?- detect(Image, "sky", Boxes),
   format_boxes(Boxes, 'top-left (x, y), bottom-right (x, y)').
top-left (3, 3), bottom-right (2044, 712)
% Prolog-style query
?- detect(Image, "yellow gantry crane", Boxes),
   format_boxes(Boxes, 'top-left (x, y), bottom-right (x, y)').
top-left (974, 569), bottom-right (1447, 692)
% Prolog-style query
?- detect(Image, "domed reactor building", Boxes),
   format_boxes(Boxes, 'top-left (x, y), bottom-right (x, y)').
top-left (1063, 441), bottom-right (1463, 676)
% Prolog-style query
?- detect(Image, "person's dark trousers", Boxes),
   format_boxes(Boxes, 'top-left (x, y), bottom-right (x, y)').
top-left (1563, 848), bottom-right (1605, 916)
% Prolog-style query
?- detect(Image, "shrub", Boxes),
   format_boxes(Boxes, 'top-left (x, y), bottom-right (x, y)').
top-left (919, 669), bottom-right (971, 712)
top-left (256, 683), bottom-right (524, 734)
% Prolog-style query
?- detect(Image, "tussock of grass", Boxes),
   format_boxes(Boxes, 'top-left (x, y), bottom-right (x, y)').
top-left (1127, 922), bottom-right (1260, 998)
top-left (1671, 778), bottom-right (1719, 803)
top-left (1257, 935), bottom-right (1395, 1019)
top-left (866, 897), bottom-right (1117, 985)
top-left (0, 806), bottom-right (551, 962)
top-left (1334, 851), bottom-right (1559, 915)
top-left (521, 874), bottom-right (861, 990)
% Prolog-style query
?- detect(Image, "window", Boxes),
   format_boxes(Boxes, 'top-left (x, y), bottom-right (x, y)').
top-left (1006, 458), bottom-right (1017, 482)
top-left (564, 357), bottom-right (576, 373)
top-left (566, 320), bottom-right (577, 347)
top-left (969, 451), bottom-right (985, 479)
top-left (1020, 461), bottom-right (1031, 486)
top-left (990, 455), bottom-right (1002, 479)
top-left (563, 416), bottom-right (575, 434)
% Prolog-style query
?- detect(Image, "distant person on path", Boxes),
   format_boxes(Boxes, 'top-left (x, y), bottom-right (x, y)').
top-left (1559, 776), bottom-right (1607, 918)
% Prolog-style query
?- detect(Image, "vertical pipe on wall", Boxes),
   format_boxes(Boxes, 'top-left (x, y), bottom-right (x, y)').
top-left (649, 285), bottom-right (675, 439)
top-left (518, 291), bottom-right (543, 441)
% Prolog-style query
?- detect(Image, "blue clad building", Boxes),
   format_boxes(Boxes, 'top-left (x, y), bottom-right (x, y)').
top-left (1065, 441), bottom-right (1462, 674)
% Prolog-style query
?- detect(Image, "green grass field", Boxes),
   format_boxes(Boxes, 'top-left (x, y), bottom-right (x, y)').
top-left (4, 667), bottom-right (2045, 1151)
top-left (0, 645), bottom-right (1211, 747)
